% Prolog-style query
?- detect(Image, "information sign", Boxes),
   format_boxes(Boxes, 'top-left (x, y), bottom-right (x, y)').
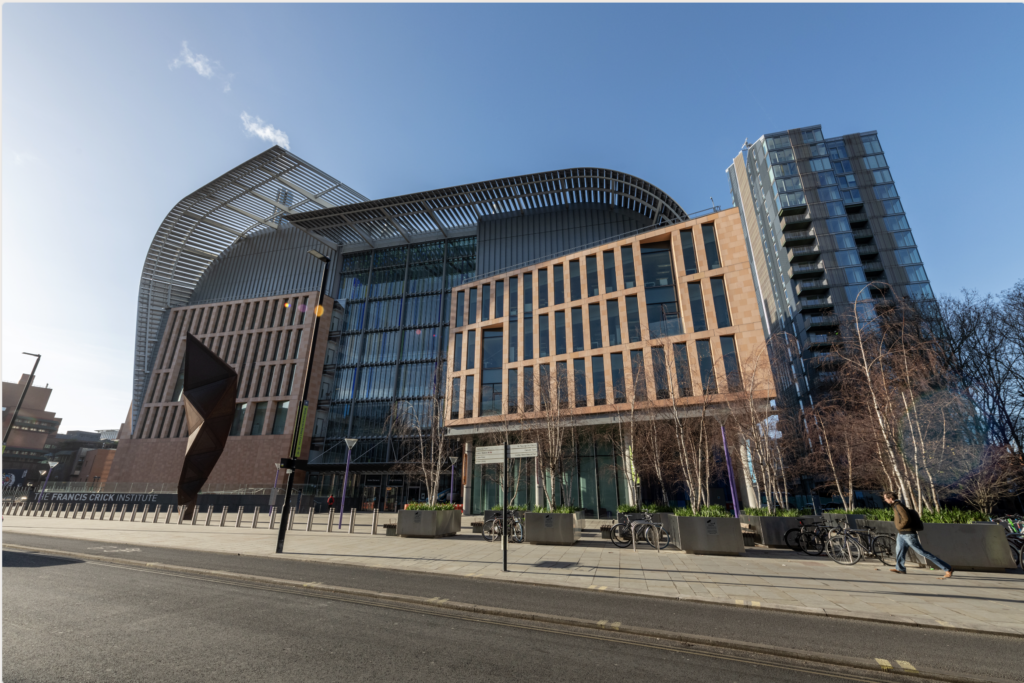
top-left (509, 443), bottom-right (538, 459)
top-left (475, 445), bottom-right (505, 464)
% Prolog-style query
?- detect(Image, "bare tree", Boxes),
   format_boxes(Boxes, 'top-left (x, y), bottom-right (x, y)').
top-left (392, 362), bottom-right (455, 506)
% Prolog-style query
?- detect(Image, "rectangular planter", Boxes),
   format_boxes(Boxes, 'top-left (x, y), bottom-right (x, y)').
top-left (524, 511), bottom-right (584, 545)
top-left (665, 516), bottom-right (745, 556)
top-left (396, 509), bottom-right (461, 538)
top-left (739, 515), bottom-right (802, 548)
top-left (860, 519), bottom-right (1015, 571)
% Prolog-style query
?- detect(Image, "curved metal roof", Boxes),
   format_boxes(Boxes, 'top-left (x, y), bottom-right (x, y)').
top-left (131, 146), bottom-right (366, 430)
top-left (286, 167), bottom-right (688, 252)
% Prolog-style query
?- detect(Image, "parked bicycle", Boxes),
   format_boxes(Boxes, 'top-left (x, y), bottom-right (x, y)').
top-left (609, 512), bottom-right (669, 550)
top-left (825, 525), bottom-right (896, 566)
top-left (482, 510), bottom-right (524, 543)
top-left (784, 518), bottom-right (832, 556)
top-left (992, 516), bottom-right (1024, 570)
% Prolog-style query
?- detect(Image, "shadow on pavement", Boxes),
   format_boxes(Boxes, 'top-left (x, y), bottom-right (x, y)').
top-left (2, 550), bottom-right (85, 569)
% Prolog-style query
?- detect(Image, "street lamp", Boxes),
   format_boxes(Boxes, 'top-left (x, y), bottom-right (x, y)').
top-left (40, 461), bottom-right (59, 495)
top-left (276, 248), bottom-right (332, 554)
top-left (337, 438), bottom-right (358, 529)
top-left (3, 353), bottom-right (41, 449)
top-left (449, 455), bottom-right (458, 505)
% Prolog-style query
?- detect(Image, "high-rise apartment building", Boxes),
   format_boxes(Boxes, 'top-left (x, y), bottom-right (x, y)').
top-left (727, 125), bottom-right (933, 406)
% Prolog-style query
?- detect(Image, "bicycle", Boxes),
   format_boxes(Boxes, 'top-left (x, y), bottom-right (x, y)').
top-left (825, 526), bottom-right (896, 566)
top-left (992, 516), bottom-right (1024, 570)
top-left (609, 512), bottom-right (669, 550)
top-left (785, 518), bottom-right (832, 556)
top-left (482, 510), bottom-right (524, 544)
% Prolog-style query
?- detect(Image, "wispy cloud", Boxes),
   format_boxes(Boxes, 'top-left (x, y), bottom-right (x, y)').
top-left (240, 112), bottom-right (290, 150)
top-left (170, 41), bottom-right (232, 93)
top-left (13, 151), bottom-right (41, 166)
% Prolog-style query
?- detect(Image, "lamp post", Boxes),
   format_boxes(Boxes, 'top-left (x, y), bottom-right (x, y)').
top-left (276, 249), bottom-right (332, 554)
top-left (3, 353), bottom-right (41, 449)
top-left (40, 461), bottom-right (59, 495)
top-left (449, 455), bottom-right (458, 504)
top-left (337, 438), bottom-right (358, 529)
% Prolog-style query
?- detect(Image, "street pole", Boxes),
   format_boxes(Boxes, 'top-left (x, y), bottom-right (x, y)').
top-left (721, 425), bottom-right (740, 518)
top-left (40, 461), bottom-right (58, 495)
top-left (503, 442), bottom-right (509, 572)
top-left (277, 249), bottom-right (332, 554)
top-left (337, 438), bottom-right (357, 529)
top-left (449, 455), bottom-right (458, 504)
top-left (3, 353), bottom-right (41, 448)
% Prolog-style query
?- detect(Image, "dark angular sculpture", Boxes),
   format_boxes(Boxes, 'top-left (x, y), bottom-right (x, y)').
top-left (178, 333), bottom-right (238, 519)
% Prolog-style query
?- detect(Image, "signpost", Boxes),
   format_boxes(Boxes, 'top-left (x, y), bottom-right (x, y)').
top-left (475, 443), bottom-right (537, 572)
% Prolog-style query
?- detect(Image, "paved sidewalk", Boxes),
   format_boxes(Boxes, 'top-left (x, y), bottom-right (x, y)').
top-left (5, 512), bottom-right (1023, 637)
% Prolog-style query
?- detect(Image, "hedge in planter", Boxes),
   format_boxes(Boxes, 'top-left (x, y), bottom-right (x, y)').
top-left (397, 504), bottom-right (461, 538)
top-left (664, 509), bottom-right (745, 555)
top-left (524, 507), bottom-right (584, 546)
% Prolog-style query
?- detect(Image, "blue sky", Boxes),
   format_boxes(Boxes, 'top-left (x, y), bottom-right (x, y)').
top-left (3, 3), bottom-right (1022, 431)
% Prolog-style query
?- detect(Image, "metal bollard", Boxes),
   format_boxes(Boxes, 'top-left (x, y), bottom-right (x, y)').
top-left (33, 503), bottom-right (41, 517)
top-left (178, 506), bottom-right (188, 524)
top-left (306, 507), bottom-right (314, 532)
top-left (251, 506), bottom-right (260, 529)
top-left (235, 506), bottom-right (244, 528)
top-left (153, 504), bottom-right (161, 523)
top-left (165, 505), bottom-right (174, 524)
top-left (98, 503), bottom-right (108, 520)
top-left (129, 504), bottom-right (139, 522)
top-left (288, 507), bottom-right (297, 531)
top-left (348, 508), bottom-right (356, 534)
top-left (120, 504), bottom-right (129, 521)
top-left (42, 502), bottom-right (51, 515)
top-left (111, 504), bottom-right (121, 521)
top-left (268, 506), bottom-right (277, 530)
top-left (219, 506), bottom-right (228, 527)
top-left (191, 505), bottom-right (199, 525)
top-left (141, 504), bottom-right (150, 522)
top-left (204, 506), bottom-right (213, 526)
top-left (372, 509), bottom-right (379, 535)
top-left (48, 503), bottom-right (58, 518)
top-left (328, 507), bottom-right (335, 532)
top-left (67, 503), bottom-right (77, 519)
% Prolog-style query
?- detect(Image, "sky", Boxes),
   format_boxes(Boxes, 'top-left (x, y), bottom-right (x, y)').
top-left (3, 3), bottom-right (1022, 433)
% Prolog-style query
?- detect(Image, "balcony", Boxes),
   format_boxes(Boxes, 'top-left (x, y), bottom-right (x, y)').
top-left (843, 196), bottom-right (865, 211)
top-left (798, 296), bottom-right (834, 314)
top-left (863, 260), bottom-right (885, 273)
top-left (789, 261), bottom-right (825, 278)
top-left (795, 279), bottom-right (829, 296)
top-left (803, 333), bottom-right (837, 351)
top-left (852, 228), bottom-right (874, 242)
top-left (805, 314), bottom-right (839, 330)
top-left (857, 244), bottom-right (879, 257)
top-left (781, 228), bottom-right (815, 248)
top-left (814, 371), bottom-right (839, 387)
top-left (777, 193), bottom-right (808, 217)
top-left (780, 211), bottom-right (813, 231)
top-left (807, 351), bottom-right (840, 367)
top-left (787, 245), bottom-right (821, 263)
top-left (847, 212), bottom-right (869, 225)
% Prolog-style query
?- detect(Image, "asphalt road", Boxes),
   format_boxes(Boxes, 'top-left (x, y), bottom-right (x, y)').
top-left (3, 533), bottom-right (1021, 683)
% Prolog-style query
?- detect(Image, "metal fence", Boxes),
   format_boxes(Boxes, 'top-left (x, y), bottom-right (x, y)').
top-left (21, 481), bottom-right (324, 498)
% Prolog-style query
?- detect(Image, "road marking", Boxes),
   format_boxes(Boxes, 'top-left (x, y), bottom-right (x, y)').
top-left (609, 622), bottom-right (621, 631)
top-left (875, 658), bottom-right (892, 672)
top-left (735, 600), bottom-right (744, 605)
top-left (597, 620), bottom-right (608, 627)
top-left (896, 661), bottom-right (916, 672)
top-left (751, 601), bottom-right (761, 607)
top-left (597, 586), bottom-right (607, 590)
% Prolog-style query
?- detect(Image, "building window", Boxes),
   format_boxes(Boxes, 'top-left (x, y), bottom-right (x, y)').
top-left (846, 267), bottom-right (867, 284)
top-left (625, 296), bottom-right (642, 343)
top-left (538, 364), bottom-right (551, 409)
top-left (523, 272), bottom-right (533, 315)
top-left (507, 369), bottom-right (518, 413)
top-left (641, 241), bottom-right (682, 338)
top-left (695, 340), bottom-right (717, 395)
top-left (629, 349), bottom-right (647, 402)
top-left (464, 376), bottom-right (474, 418)
top-left (450, 378), bottom-right (460, 419)
top-left (817, 171), bottom-right (837, 186)
top-left (905, 265), bottom-right (928, 282)
top-left (863, 154), bottom-right (888, 170)
top-left (556, 361), bottom-right (569, 408)
top-left (861, 134), bottom-right (883, 154)
top-left (873, 184), bottom-right (899, 200)
top-left (892, 232), bottom-right (916, 248)
top-left (907, 283), bottom-right (934, 300)
top-left (588, 303), bottom-right (602, 349)
top-left (494, 281), bottom-right (504, 318)
top-left (606, 300), bottom-right (622, 346)
top-left (834, 233), bottom-right (856, 250)
top-left (828, 141), bottom-right (849, 160)
top-left (884, 216), bottom-right (910, 232)
top-left (508, 318), bottom-right (518, 363)
top-left (883, 199), bottom-right (904, 215)
top-left (523, 313), bottom-right (534, 361)
top-left (481, 284), bottom-right (491, 321)
top-left (592, 356), bottom-right (607, 406)
top-left (710, 278), bottom-right (732, 328)
top-left (621, 246), bottom-right (637, 288)
top-left (720, 337), bottom-right (742, 393)
top-left (687, 282), bottom-right (708, 332)
top-left (554, 310), bottom-right (567, 355)
top-left (172, 369), bottom-right (185, 402)
top-left (454, 333), bottom-right (463, 371)
top-left (651, 347), bottom-right (670, 400)
top-left (569, 358), bottom-right (587, 408)
top-left (673, 343), bottom-right (692, 397)
top-left (571, 308), bottom-right (584, 353)
top-left (702, 225), bottom-right (722, 270)
top-left (826, 217), bottom-right (851, 233)
top-left (603, 251), bottom-right (617, 293)
top-left (679, 230), bottom-right (699, 275)
top-left (480, 330), bottom-right (503, 416)
top-left (818, 186), bottom-right (841, 202)
top-left (271, 401), bottom-right (290, 435)
top-left (468, 288), bottom-right (478, 325)
top-left (249, 402), bottom-right (268, 435)
top-left (872, 169), bottom-right (893, 183)
top-left (569, 261), bottom-right (582, 301)
top-left (523, 366), bottom-right (534, 412)
top-left (553, 264), bottom-right (564, 305)
top-left (465, 331), bottom-right (476, 369)
top-left (538, 269), bottom-right (549, 309)
top-left (586, 255), bottom-right (599, 297)
top-left (456, 291), bottom-right (465, 327)
top-left (610, 353), bottom-right (626, 404)
top-left (835, 250), bottom-right (861, 267)
top-left (539, 314), bottom-right (550, 358)
top-left (230, 403), bottom-right (247, 436)
top-left (509, 276), bottom-right (519, 317)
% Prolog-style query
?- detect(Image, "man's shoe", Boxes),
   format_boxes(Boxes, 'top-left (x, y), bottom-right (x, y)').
top-left (890, 569), bottom-right (906, 574)
top-left (940, 570), bottom-right (954, 580)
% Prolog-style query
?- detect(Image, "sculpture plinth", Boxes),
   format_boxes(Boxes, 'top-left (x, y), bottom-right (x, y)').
top-left (178, 333), bottom-right (238, 519)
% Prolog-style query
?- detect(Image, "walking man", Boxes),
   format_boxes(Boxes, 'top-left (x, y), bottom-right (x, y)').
top-left (882, 491), bottom-right (953, 579)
